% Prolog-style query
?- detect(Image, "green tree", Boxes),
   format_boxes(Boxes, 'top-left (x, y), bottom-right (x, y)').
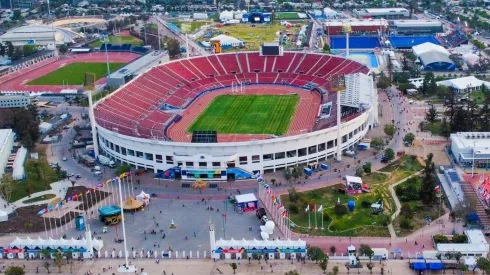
top-left (440, 117), bottom-right (451, 139)
top-left (284, 270), bottom-right (300, 275)
top-left (59, 44), bottom-right (68, 54)
top-left (366, 263), bottom-right (373, 274)
top-left (12, 47), bottom-right (22, 60)
top-left (306, 246), bottom-right (325, 263)
top-left (319, 256), bottom-right (329, 273)
top-left (359, 244), bottom-right (374, 263)
top-left (384, 148), bottom-right (395, 162)
top-left (5, 266), bottom-right (25, 275)
top-left (322, 43), bottom-right (330, 54)
top-left (0, 43), bottom-right (5, 57)
top-left (355, 166), bottom-right (364, 177)
top-left (44, 262), bottom-right (51, 274)
top-left (403, 133), bottom-right (415, 146)
top-left (400, 204), bottom-right (414, 219)
top-left (230, 263), bottom-right (237, 274)
top-left (383, 124), bottom-right (396, 138)
top-left (6, 41), bottom-right (14, 58)
top-left (454, 252), bottom-right (462, 264)
top-left (13, 9), bottom-right (22, 21)
top-left (425, 104), bottom-right (438, 124)
top-left (54, 253), bottom-right (65, 273)
top-left (363, 162), bottom-right (372, 175)
top-left (22, 44), bottom-right (37, 57)
top-left (329, 246), bottom-right (336, 255)
top-left (419, 153), bottom-right (437, 205)
top-left (476, 257), bottom-right (490, 273)
top-left (370, 138), bottom-right (385, 151)
top-left (116, 163), bottom-right (131, 175)
top-left (166, 37), bottom-right (181, 59)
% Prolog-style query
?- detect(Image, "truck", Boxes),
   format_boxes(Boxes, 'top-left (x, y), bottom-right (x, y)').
top-left (98, 155), bottom-right (116, 168)
top-left (80, 154), bottom-right (96, 167)
top-left (357, 139), bottom-right (371, 150)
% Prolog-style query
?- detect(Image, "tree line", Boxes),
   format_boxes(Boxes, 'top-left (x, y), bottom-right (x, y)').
top-left (0, 104), bottom-right (40, 150)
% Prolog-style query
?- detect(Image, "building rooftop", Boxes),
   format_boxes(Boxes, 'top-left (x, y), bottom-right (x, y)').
top-left (437, 243), bottom-right (489, 253)
top-left (450, 132), bottom-right (490, 149)
top-left (108, 51), bottom-right (166, 79)
top-left (393, 20), bottom-right (443, 27)
top-left (356, 7), bottom-right (409, 14)
top-left (0, 129), bottom-right (12, 153)
top-left (437, 76), bottom-right (490, 90)
top-left (466, 230), bottom-right (489, 245)
top-left (324, 19), bottom-right (388, 27)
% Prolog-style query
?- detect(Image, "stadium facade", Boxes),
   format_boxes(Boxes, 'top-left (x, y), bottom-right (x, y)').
top-left (94, 52), bottom-right (378, 178)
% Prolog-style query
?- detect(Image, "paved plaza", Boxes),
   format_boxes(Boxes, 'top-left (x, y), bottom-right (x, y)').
top-left (0, 258), bottom-right (455, 275)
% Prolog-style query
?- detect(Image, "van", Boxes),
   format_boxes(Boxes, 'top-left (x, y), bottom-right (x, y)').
top-left (94, 171), bottom-right (102, 176)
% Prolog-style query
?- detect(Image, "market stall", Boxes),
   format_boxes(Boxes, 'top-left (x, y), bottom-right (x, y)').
top-left (235, 193), bottom-right (258, 212)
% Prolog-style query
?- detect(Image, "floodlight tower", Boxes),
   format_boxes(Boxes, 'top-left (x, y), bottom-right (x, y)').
top-left (330, 75), bottom-right (346, 162)
top-left (343, 22), bottom-right (352, 58)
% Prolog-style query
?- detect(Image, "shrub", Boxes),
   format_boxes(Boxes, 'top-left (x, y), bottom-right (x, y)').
top-left (361, 200), bottom-right (372, 208)
top-left (400, 204), bottom-right (414, 219)
top-left (395, 177), bottom-right (421, 202)
top-left (289, 204), bottom-right (299, 214)
top-left (378, 214), bottom-right (390, 226)
top-left (334, 204), bottom-right (348, 215)
top-left (288, 188), bottom-right (300, 203)
top-left (399, 217), bottom-right (413, 230)
top-left (434, 234), bottom-right (449, 243)
top-left (452, 234), bottom-right (468, 243)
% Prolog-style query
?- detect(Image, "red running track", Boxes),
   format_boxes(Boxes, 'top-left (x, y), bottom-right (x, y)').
top-left (167, 85), bottom-right (321, 142)
top-left (0, 52), bottom-right (139, 93)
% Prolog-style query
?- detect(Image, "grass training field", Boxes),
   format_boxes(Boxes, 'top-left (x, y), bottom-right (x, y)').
top-left (27, 62), bottom-right (125, 86)
top-left (172, 21), bottom-right (211, 33)
top-left (275, 12), bottom-right (303, 20)
top-left (188, 94), bottom-right (299, 135)
top-left (218, 23), bottom-right (291, 50)
top-left (89, 35), bottom-right (144, 47)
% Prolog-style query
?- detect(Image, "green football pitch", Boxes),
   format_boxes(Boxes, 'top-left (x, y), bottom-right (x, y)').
top-left (187, 94), bottom-right (299, 135)
top-left (27, 62), bottom-right (125, 86)
top-left (89, 35), bottom-right (144, 47)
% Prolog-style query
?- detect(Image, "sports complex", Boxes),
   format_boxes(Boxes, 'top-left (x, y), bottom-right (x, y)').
top-left (93, 51), bottom-right (379, 180)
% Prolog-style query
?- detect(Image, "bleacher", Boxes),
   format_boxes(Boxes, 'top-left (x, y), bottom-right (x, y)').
top-left (100, 43), bottom-right (143, 53)
top-left (94, 52), bottom-right (370, 140)
top-left (443, 30), bottom-right (469, 47)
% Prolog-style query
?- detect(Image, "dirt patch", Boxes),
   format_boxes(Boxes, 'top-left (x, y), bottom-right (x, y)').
top-left (0, 205), bottom-right (77, 234)
top-left (65, 186), bottom-right (110, 211)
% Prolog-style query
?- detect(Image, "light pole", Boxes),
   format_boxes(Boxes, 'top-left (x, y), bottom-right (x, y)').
top-left (116, 178), bottom-right (134, 272)
top-left (101, 35), bottom-right (111, 79)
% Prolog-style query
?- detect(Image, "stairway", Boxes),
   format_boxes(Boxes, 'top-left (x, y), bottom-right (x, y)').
top-left (460, 181), bottom-right (490, 227)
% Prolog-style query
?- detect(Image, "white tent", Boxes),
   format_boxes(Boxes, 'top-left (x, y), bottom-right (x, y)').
top-left (346, 176), bottom-right (363, 184)
top-left (135, 191), bottom-right (150, 205)
top-left (12, 146), bottom-right (27, 180)
top-left (39, 122), bottom-right (53, 134)
top-left (0, 210), bottom-right (8, 222)
top-left (210, 34), bottom-right (244, 47)
top-left (215, 238), bottom-right (306, 249)
top-left (412, 42), bottom-right (449, 57)
top-left (219, 10), bottom-right (234, 21)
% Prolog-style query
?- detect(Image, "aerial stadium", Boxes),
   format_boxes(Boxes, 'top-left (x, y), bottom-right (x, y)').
top-left (93, 50), bottom-right (378, 180)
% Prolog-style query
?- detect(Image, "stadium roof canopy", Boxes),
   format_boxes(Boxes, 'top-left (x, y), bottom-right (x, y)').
top-left (418, 51), bottom-right (455, 70)
top-left (324, 19), bottom-right (388, 27)
top-left (0, 25), bottom-right (83, 47)
top-left (412, 42), bottom-right (449, 57)
top-left (393, 20), bottom-right (442, 28)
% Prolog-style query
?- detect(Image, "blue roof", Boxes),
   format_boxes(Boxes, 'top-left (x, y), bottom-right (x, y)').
top-left (447, 171), bottom-right (460, 182)
top-left (428, 262), bottom-right (443, 270)
top-left (413, 262), bottom-right (427, 270)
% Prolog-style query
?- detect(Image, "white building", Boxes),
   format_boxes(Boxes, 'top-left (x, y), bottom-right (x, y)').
top-left (412, 42), bottom-right (450, 57)
top-left (0, 129), bottom-right (14, 179)
top-left (213, 237), bottom-right (307, 260)
top-left (437, 76), bottom-right (490, 94)
top-left (39, 122), bottom-right (53, 134)
top-left (0, 94), bottom-right (31, 109)
top-left (436, 230), bottom-right (489, 259)
top-left (0, 25), bottom-right (83, 48)
top-left (342, 73), bottom-right (377, 111)
top-left (450, 132), bottom-right (490, 167)
top-left (352, 8), bottom-right (410, 19)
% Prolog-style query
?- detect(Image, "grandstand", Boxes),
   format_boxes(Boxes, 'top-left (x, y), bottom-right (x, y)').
top-left (441, 29), bottom-right (469, 48)
top-left (389, 20), bottom-right (443, 35)
top-left (100, 43), bottom-right (149, 54)
top-left (325, 19), bottom-right (388, 35)
top-left (94, 52), bottom-right (378, 175)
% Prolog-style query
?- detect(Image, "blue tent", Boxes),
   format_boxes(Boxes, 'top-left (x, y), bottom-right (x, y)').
top-left (413, 262), bottom-right (427, 270)
top-left (428, 262), bottom-right (443, 270)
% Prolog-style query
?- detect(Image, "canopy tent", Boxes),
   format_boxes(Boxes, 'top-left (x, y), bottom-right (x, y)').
top-left (412, 262), bottom-right (427, 270)
top-left (210, 34), bottom-right (244, 47)
top-left (10, 236), bottom-right (103, 251)
top-left (215, 238), bottom-right (306, 249)
top-left (428, 262), bottom-right (443, 270)
top-left (235, 193), bottom-right (258, 211)
top-left (135, 191), bottom-right (150, 206)
top-left (122, 197), bottom-right (144, 210)
top-left (0, 209), bottom-right (8, 222)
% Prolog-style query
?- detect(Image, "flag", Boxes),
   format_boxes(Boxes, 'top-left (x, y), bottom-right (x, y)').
top-left (318, 205), bottom-right (323, 212)
top-left (305, 205), bottom-right (310, 212)
top-left (67, 197), bottom-right (72, 201)
top-left (282, 210), bottom-right (288, 217)
top-left (314, 205), bottom-right (317, 211)
top-left (86, 190), bottom-right (90, 194)
top-left (78, 193), bottom-right (82, 197)
top-left (93, 188), bottom-right (96, 192)
top-left (434, 185), bottom-right (441, 191)
top-left (37, 209), bottom-right (46, 215)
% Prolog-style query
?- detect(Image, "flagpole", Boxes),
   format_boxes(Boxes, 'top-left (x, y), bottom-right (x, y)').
top-left (315, 205), bottom-right (318, 230)
top-left (308, 210), bottom-right (311, 229)
top-left (70, 206), bottom-right (75, 228)
top-left (43, 217), bottom-right (48, 238)
top-left (131, 176), bottom-right (135, 197)
top-left (64, 205), bottom-right (68, 231)
top-left (321, 210), bottom-right (324, 230)
top-left (48, 214), bottom-right (54, 237)
top-left (111, 181), bottom-right (116, 205)
top-left (87, 191), bottom-right (93, 219)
